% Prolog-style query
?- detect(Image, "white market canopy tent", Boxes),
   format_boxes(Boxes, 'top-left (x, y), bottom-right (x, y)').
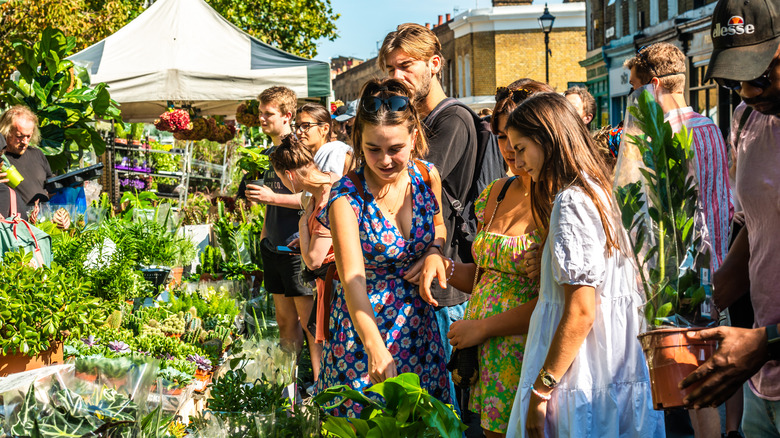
top-left (69, 0), bottom-right (331, 122)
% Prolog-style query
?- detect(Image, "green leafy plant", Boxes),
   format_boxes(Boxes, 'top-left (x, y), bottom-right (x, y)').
top-left (236, 145), bottom-right (270, 177)
top-left (0, 27), bottom-right (121, 172)
top-left (0, 250), bottom-right (104, 356)
top-left (314, 373), bottom-right (466, 438)
top-left (615, 90), bottom-right (710, 329)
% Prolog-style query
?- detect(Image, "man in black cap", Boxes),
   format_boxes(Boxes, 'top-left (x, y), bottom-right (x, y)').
top-left (680, 1), bottom-right (780, 435)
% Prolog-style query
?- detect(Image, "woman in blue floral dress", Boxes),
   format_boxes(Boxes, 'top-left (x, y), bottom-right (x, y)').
top-left (315, 79), bottom-right (452, 416)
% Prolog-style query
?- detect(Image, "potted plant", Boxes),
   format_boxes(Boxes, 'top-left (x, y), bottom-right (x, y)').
top-left (615, 90), bottom-right (717, 409)
top-left (0, 251), bottom-right (105, 376)
top-left (314, 373), bottom-right (466, 437)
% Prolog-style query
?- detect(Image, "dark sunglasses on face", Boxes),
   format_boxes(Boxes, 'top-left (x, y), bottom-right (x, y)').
top-left (361, 95), bottom-right (410, 113)
top-left (715, 68), bottom-right (772, 91)
top-left (495, 87), bottom-right (532, 104)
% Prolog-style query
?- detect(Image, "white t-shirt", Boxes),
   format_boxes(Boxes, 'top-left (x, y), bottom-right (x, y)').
top-left (313, 141), bottom-right (352, 177)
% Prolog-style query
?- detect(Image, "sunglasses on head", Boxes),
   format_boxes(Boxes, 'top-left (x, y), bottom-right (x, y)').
top-left (361, 95), bottom-right (410, 113)
top-left (495, 87), bottom-right (532, 104)
top-left (715, 68), bottom-right (772, 91)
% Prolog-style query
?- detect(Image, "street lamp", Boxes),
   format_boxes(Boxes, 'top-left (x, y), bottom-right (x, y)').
top-left (538, 3), bottom-right (556, 84)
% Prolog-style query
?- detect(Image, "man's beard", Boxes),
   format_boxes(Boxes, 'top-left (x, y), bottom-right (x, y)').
top-left (743, 95), bottom-right (780, 116)
top-left (412, 73), bottom-right (432, 104)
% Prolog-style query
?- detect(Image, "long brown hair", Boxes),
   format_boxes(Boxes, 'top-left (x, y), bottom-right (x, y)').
top-left (506, 93), bottom-right (620, 253)
top-left (351, 78), bottom-right (428, 165)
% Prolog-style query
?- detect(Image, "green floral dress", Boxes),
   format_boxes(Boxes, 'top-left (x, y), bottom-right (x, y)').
top-left (465, 179), bottom-right (540, 433)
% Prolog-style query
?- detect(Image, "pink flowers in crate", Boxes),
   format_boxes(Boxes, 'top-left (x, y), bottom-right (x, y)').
top-left (154, 109), bottom-right (192, 133)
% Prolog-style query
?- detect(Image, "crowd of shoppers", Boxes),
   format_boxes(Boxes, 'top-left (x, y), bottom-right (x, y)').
top-left (239, 0), bottom-right (780, 435)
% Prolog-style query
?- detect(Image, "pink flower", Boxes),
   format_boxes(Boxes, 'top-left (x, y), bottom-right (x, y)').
top-left (381, 231), bottom-right (396, 245)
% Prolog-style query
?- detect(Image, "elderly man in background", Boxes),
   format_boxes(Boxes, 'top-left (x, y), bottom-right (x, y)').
top-left (0, 106), bottom-right (53, 206)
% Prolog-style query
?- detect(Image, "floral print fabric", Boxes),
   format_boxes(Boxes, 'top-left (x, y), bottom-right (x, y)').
top-left (465, 179), bottom-right (540, 433)
top-left (315, 160), bottom-right (451, 417)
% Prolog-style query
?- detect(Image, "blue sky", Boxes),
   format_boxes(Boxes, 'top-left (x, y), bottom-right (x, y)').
top-left (313, 0), bottom-right (564, 63)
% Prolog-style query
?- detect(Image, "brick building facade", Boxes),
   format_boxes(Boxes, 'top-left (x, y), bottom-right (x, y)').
top-left (583, 0), bottom-right (736, 134)
top-left (332, 1), bottom-right (586, 111)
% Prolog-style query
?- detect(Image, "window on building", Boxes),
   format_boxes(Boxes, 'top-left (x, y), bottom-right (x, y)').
top-left (465, 54), bottom-right (472, 97)
top-left (668, 0), bottom-right (678, 21)
top-left (628, 0), bottom-right (637, 34)
top-left (616, 0), bottom-right (623, 38)
top-left (650, 0), bottom-right (659, 26)
top-left (458, 55), bottom-right (464, 98)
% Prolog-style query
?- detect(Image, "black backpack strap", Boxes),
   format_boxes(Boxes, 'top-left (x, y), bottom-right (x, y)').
top-left (425, 98), bottom-right (461, 125)
top-left (496, 176), bottom-right (516, 203)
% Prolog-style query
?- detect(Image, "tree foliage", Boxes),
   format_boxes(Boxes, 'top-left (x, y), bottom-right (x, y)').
top-left (1, 28), bottom-right (122, 171)
top-left (1, 0), bottom-right (338, 81)
top-left (0, 0), bottom-right (144, 81)
top-left (207, 0), bottom-right (339, 58)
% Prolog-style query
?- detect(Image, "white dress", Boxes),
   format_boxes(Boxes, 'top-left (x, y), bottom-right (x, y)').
top-left (506, 185), bottom-right (665, 438)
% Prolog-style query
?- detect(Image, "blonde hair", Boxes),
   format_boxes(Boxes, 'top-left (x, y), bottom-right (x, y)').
top-left (506, 93), bottom-right (620, 254)
top-left (258, 86), bottom-right (297, 116)
top-left (378, 23), bottom-right (444, 73)
top-left (623, 43), bottom-right (686, 94)
top-left (0, 106), bottom-right (40, 147)
top-left (351, 78), bottom-right (428, 164)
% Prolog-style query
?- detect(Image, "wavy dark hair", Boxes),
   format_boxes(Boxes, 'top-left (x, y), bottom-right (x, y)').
top-left (506, 92), bottom-right (620, 253)
top-left (491, 78), bottom-right (554, 134)
top-left (351, 78), bottom-right (428, 164)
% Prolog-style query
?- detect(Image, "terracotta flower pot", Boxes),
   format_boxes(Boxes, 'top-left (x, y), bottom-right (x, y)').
top-left (75, 371), bottom-right (99, 382)
top-left (170, 267), bottom-right (184, 285)
top-left (0, 342), bottom-right (64, 377)
top-left (638, 327), bottom-right (717, 410)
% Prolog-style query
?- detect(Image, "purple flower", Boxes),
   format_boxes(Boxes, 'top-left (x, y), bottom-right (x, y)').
top-left (107, 341), bottom-right (130, 353)
top-left (186, 354), bottom-right (212, 372)
top-left (81, 335), bottom-right (100, 347)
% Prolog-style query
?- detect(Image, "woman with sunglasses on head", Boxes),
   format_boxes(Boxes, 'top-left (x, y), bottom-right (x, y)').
top-left (295, 103), bottom-right (353, 177)
top-left (501, 93), bottom-right (662, 438)
top-left (314, 78), bottom-right (452, 416)
top-left (416, 79), bottom-right (552, 437)
top-left (268, 135), bottom-right (332, 387)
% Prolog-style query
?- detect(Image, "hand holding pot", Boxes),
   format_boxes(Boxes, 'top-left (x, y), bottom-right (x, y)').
top-left (0, 171), bottom-right (8, 185)
top-left (680, 326), bottom-right (768, 408)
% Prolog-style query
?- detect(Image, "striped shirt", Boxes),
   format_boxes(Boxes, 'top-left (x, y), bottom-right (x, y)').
top-left (665, 107), bottom-right (733, 272)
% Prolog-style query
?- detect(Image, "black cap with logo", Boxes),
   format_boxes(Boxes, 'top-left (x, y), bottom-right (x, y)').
top-left (705, 0), bottom-right (780, 82)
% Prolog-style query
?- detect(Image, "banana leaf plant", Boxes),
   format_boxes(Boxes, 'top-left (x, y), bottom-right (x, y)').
top-left (314, 373), bottom-right (466, 438)
top-left (0, 27), bottom-right (122, 172)
top-left (614, 90), bottom-right (712, 329)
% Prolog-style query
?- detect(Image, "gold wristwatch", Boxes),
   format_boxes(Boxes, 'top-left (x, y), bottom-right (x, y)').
top-left (539, 368), bottom-right (558, 389)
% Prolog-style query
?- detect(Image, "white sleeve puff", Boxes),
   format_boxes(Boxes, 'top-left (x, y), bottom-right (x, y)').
top-left (550, 188), bottom-right (607, 287)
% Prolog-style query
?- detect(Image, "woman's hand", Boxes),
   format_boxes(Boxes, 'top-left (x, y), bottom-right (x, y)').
top-left (409, 253), bottom-right (448, 306)
top-left (447, 319), bottom-right (487, 349)
top-left (287, 237), bottom-right (300, 249)
top-left (526, 391), bottom-right (548, 438)
top-left (524, 243), bottom-right (541, 281)
top-left (367, 344), bottom-right (397, 384)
